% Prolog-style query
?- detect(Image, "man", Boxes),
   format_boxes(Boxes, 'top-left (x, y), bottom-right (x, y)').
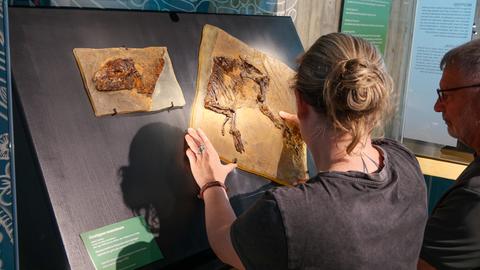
top-left (419, 38), bottom-right (480, 269)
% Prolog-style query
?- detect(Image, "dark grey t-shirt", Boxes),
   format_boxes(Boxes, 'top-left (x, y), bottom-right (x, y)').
top-left (231, 139), bottom-right (428, 270)
top-left (420, 155), bottom-right (480, 269)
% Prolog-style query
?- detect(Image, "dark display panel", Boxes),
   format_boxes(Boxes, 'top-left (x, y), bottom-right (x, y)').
top-left (10, 7), bottom-right (303, 269)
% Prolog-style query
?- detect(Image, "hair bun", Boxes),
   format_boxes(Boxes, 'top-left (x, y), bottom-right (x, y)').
top-left (325, 57), bottom-right (385, 115)
top-left (294, 33), bottom-right (393, 154)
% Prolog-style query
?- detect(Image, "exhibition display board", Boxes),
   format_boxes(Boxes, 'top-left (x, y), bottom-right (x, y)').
top-left (403, 0), bottom-right (477, 148)
top-left (10, 8), bottom-right (303, 269)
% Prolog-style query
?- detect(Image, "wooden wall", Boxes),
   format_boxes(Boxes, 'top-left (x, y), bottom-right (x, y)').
top-left (289, 0), bottom-right (342, 49)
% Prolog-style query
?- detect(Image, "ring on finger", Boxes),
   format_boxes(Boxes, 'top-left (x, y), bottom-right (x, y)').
top-left (198, 144), bottom-right (206, 155)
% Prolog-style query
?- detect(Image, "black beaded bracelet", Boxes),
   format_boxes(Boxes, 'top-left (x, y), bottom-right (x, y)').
top-left (197, 181), bottom-right (227, 199)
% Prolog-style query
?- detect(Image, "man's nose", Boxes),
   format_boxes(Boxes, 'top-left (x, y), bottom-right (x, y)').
top-left (434, 98), bottom-right (444, 112)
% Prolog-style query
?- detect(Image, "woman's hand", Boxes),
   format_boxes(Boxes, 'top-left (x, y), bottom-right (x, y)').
top-left (279, 111), bottom-right (299, 127)
top-left (280, 111), bottom-right (309, 185)
top-left (185, 128), bottom-right (237, 188)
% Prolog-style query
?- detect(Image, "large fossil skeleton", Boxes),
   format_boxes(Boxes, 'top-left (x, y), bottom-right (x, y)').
top-left (192, 24), bottom-right (307, 184)
top-left (205, 56), bottom-right (301, 155)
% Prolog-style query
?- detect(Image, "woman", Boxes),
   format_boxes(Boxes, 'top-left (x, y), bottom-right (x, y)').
top-left (185, 33), bottom-right (427, 270)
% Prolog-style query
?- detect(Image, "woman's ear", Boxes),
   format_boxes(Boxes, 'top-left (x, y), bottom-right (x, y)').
top-left (295, 90), bottom-right (309, 119)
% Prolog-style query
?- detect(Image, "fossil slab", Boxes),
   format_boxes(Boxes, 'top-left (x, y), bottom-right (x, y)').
top-left (74, 47), bottom-right (185, 116)
top-left (191, 24), bottom-right (307, 185)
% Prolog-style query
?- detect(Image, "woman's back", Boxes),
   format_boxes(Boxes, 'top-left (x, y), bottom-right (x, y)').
top-left (231, 139), bottom-right (427, 269)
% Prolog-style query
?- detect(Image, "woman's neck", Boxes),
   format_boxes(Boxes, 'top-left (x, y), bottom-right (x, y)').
top-left (308, 131), bottom-right (380, 173)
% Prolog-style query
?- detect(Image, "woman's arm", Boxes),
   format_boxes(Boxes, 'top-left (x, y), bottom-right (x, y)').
top-left (203, 187), bottom-right (245, 269)
top-left (185, 128), bottom-right (245, 270)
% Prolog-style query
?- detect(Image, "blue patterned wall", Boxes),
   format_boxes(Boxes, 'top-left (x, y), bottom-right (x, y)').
top-left (9, 0), bottom-right (283, 15)
top-left (0, 2), bottom-right (16, 270)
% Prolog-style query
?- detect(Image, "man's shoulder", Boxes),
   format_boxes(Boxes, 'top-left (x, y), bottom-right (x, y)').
top-left (421, 172), bottom-right (480, 269)
top-left (458, 178), bottom-right (480, 195)
top-left (457, 159), bottom-right (480, 193)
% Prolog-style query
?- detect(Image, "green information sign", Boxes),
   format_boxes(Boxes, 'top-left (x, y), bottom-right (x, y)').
top-left (340, 0), bottom-right (392, 54)
top-left (80, 216), bottom-right (164, 270)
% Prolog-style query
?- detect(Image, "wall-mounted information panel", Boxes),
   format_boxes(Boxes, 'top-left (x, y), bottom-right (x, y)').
top-left (403, 0), bottom-right (476, 147)
top-left (340, 0), bottom-right (392, 54)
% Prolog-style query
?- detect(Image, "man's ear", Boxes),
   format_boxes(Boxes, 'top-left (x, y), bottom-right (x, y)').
top-left (295, 90), bottom-right (309, 118)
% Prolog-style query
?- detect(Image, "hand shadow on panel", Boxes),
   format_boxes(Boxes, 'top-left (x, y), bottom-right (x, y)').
top-left (117, 122), bottom-right (209, 269)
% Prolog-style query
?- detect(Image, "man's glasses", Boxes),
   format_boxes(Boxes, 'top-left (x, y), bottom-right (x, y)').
top-left (436, 83), bottom-right (480, 101)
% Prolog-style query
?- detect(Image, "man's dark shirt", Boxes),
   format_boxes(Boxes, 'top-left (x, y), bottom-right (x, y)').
top-left (421, 155), bottom-right (480, 269)
top-left (231, 139), bottom-right (428, 269)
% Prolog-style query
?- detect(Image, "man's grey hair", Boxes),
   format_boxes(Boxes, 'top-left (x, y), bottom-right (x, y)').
top-left (440, 38), bottom-right (480, 78)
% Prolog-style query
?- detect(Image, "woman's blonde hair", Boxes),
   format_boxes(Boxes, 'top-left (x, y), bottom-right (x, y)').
top-left (294, 33), bottom-right (393, 154)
